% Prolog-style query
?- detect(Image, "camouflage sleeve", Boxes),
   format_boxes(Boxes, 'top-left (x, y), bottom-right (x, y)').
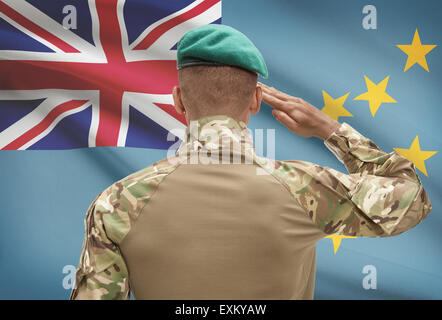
top-left (69, 189), bottom-right (130, 300)
top-left (70, 157), bottom-right (182, 300)
top-left (275, 123), bottom-right (431, 237)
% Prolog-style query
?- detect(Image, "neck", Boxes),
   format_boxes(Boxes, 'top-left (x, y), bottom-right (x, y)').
top-left (185, 110), bottom-right (250, 126)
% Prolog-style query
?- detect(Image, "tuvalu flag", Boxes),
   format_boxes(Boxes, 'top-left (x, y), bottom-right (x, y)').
top-left (0, 0), bottom-right (441, 299)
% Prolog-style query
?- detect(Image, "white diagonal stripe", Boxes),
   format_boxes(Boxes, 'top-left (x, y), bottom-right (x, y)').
top-left (21, 101), bottom-right (92, 150)
top-left (126, 0), bottom-right (221, 61)
top-left (0, 0), bottom-right (105, 61)
top-left (129, 0), bottom-right (206, 50)
top-left (118, 92), bottom-right (185, 146)
top-left (0, 90), bottom-right (98, 149)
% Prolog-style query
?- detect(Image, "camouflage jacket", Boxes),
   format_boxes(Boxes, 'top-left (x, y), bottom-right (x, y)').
top-left (70, 115), bottom-right (431, 300)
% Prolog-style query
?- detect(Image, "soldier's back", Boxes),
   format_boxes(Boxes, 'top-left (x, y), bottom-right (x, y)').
top-left (119, 157), bottom-right (325, 300)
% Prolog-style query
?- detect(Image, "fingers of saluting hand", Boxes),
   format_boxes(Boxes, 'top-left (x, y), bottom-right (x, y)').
top-left (259, 82), bottom-right (292, 101)
top-left (258, 82), bottom-right (304, 113)
top-left (259, 87), bottom-right (291, 114)
top-left (272, 109), bottom-right (299, 131)
top-left (261, 91), bottom-right (289, 112)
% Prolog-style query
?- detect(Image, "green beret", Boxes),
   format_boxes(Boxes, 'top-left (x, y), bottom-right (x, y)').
top-left (177, 24), bottom-right (268, 78)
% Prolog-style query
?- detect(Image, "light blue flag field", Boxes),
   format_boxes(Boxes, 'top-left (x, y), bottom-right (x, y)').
top-left (0, 0), bottom-right (440, 299)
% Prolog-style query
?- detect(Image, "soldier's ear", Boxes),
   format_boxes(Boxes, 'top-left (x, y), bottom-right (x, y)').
top-left (250, 85), bottom-right (262, 115)
top-left (173, 86), bottom-right (186, 114)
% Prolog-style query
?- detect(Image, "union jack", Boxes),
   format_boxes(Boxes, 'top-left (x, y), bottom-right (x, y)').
top-left (0, 0), bottom-right (222, 150)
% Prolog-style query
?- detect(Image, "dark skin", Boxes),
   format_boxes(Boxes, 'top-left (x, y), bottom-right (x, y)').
top-left (173, 81), bottom-right (340, 141)
top-left (172, 85), bottom-right (262, 125)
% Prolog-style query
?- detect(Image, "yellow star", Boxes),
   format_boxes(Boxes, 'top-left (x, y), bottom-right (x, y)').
top-left (320, 90), bottom-right (353, 121)
top-left (354, 75), bottom-right (396, 116)
top-left (325, 235), bottom-right (357, 254)
top-left (393, 136), bottom-right (437, 176)
top-left (397, 29), bottom-right (437, 72)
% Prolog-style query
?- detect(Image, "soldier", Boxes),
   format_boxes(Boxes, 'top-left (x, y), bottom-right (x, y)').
top-left (70, 24), bottom-right (431, 300)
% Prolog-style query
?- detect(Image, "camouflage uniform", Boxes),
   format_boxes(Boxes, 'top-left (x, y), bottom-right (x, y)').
top-left (70, 115), bottom-right (431, 300)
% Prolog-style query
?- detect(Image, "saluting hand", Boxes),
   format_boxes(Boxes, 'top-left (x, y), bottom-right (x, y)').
top-left (259, 83), bottom-right (340, 140)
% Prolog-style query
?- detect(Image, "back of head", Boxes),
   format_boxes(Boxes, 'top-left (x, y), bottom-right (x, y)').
top-left (178, 65), bottom-right (258, 119)
top-left (176, 24), bottom-right (267, 121)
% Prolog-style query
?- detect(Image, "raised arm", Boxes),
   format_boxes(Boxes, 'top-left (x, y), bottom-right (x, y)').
top-left (261, 83), bottom-right (431, 237)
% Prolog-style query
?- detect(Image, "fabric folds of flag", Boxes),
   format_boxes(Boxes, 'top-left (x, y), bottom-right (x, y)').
top-left (0, 0), bottom-right (221, 150)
